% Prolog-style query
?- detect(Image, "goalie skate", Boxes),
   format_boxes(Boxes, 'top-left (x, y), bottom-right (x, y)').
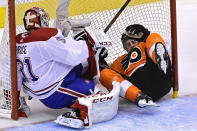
top-left (54, 110), bottom-right (84, 129)
top-left (18, 96), bottom-right (31, 117)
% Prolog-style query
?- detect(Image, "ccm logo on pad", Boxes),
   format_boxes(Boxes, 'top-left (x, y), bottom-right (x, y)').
top-left (92, 96), bottom-right (113, 103)
top-left (99, 42), bottom-right (112, 46)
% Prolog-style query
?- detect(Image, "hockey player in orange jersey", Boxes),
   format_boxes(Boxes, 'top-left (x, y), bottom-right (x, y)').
top-left (100, 24), bottom-right (172, 107)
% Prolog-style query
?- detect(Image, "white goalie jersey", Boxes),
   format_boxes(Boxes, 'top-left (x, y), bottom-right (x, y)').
top-left (16, 28), bottom-right (89, 99)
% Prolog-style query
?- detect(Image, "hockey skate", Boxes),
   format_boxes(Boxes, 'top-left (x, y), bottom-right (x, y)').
top-left (55, 81), bottom-right (120, 129)
top-left (55, 96), bottom-right (92, 129)
top-left (18, 96), bottom-right (31, 117)
top-left (1, 96), bottom-right (31, 118)
top-left (54, 109), bottom-right (84, 129)
top-left (135, 93), bottom-right (159, 108)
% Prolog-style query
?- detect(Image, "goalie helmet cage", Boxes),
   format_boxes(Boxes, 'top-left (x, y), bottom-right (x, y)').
top-left (0, 0), bottom-right (178, 120)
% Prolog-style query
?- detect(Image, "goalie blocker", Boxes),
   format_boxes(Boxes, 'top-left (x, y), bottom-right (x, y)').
top-left (55, 81), bottom-right (121, 129)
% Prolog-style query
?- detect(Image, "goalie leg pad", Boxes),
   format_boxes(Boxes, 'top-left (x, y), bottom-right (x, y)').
top-left (70, 18), bottom-right (91, 29)
top-left (85, 27), bottom-right (112, 49)
top-left (81, 81), bottom-right (121, 124)
top-left (55, 81), bottom-right (120, 129)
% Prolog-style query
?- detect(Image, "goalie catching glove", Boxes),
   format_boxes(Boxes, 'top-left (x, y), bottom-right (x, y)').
top-left (55, 81), bottom-right (120, 129)
top-left (135, 93), bottom-right (159, 108)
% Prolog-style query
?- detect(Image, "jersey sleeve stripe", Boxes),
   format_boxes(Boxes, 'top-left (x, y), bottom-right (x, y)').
top-left (22, 81), bottom-right (61, 96)
top-left (57, 87), bottom-right (87, 98)
top-left (119, 80), bottom-right (132, 97)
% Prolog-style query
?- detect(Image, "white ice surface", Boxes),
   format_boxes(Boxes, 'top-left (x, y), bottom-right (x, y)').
top-left (6, 95), bottom-right (197, 131)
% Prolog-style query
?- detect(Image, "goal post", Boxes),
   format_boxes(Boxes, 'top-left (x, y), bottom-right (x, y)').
top-left (8, 0), bottom-right (19, 120)
top-left (0, 0), bottom-right (178, 120)
top-left (170, 0), bottom-right (179, 94)
top-left (0, 0), bottom-right (18, 120)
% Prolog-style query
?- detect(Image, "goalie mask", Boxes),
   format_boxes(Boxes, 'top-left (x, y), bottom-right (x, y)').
top-left (23, 7), bottom-right (50, 31)
top-left (121, 24), bottom-right (150, 51)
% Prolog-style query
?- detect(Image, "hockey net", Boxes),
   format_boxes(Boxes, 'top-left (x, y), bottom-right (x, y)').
top-left (0, 0), bottom-right (177, 119)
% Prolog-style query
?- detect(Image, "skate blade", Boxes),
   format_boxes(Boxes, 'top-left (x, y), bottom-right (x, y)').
top-left (147, 102), bottom-right (160, 107)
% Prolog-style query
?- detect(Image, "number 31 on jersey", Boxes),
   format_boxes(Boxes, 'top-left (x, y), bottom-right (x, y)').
top-left (17, 57), bottom-right (39, 82)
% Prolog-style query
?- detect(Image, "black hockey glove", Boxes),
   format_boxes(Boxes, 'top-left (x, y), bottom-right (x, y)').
top-left (121, 51), bottom-right (132, 71)
top-left (96, 47), bottom-right (109, 71)
top-left (74, 31), bottom-right (87, 41)
top-left (98, 47), bottom-right (108, 59)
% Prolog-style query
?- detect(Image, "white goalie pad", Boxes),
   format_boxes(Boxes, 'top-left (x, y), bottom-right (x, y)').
top-left (53, 0), bottom-right (91, 37)
top-left (78, 81), bottom-right (120, 127)
top-left (85, 27), bottom-right (112, 49)
top-left (84, 27), bottom-right (112, 82)
top-left (93, 48), bottom-right (103, 83)
top-left (70, 18), bottom-right (91, 29)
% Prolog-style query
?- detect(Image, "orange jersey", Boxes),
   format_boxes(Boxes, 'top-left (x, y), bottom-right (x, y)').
top-left (100, 33), bottom-right (168, 102)
top-left (110, 33), bottom-right (166, 76)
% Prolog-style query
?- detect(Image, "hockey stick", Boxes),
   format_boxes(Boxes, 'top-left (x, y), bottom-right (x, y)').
top-left (94, 0), bottom-right (131, 80)
top-left (104, 0), bottom-right (131, 33)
